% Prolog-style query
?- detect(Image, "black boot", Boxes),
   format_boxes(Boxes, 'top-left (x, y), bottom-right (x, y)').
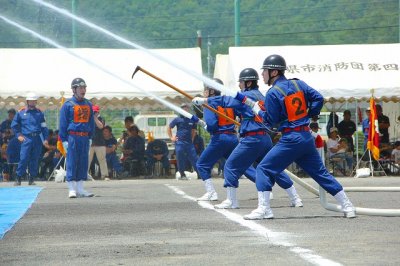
top-left (14, 175), bottom-right (22, 186)
top-left (28, 176), bottom-right (36, 186)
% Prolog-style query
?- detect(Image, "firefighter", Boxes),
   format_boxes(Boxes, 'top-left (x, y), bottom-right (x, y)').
top-left (59, 78), bottom-right (95, 198)
top-left (244, 54), bottom-right (355, 219)
top-left (11, 92), bottom-right (49, 186)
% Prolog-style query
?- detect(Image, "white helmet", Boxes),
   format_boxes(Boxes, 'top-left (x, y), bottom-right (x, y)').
top-left (26, 92), bottom-right (38, 101)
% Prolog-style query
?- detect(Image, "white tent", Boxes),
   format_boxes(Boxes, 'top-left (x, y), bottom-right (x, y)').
top-left (215, 43), bottom-right (400, 103)
top-left (0, 48), bottom-right (203, 110)
top-left (214, 43), bottom-right (400, 141)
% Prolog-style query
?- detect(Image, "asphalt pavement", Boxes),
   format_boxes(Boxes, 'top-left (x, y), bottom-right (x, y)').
top-left (1, 175), bottom-right (399, 266)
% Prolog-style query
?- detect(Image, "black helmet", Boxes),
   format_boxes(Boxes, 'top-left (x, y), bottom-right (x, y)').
top-left (205, 78), bottom-right (223, 96)
top-left (212, 78), bottom-right (223, 85)
top-left (71, 78), bottom-right (87, 88)
top-left (238, 68), bottom-right (259, 81)
top-left (262, 54), bottom-right (286, 70)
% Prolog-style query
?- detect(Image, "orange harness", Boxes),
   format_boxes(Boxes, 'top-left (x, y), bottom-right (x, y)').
top-left (274, 80), bottom-right (307, 122)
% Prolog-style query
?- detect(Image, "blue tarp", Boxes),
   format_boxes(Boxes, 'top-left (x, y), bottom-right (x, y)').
top-left (0, 186), bottom-right (43, 239)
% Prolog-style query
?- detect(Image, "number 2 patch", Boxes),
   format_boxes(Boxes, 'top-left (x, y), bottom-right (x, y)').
top-left (73, 105), bottom-right (91, 123)
top-left (284, 91), bottom-right (307, 122)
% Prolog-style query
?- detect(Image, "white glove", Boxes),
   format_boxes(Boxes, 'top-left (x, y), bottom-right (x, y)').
top-left (198, 119), bottom-right (207, 129)
top-left (252, 101), bottom-right (261, 115)
top-left (62, 141), bottom-right (68, 153)
top-left (244, 98), bottom-right (256, 108)
top-left (192, 97), bottom-right (207, 105)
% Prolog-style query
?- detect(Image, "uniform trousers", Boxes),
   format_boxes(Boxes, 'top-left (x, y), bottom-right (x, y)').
top-left (197, 133), bottom-right (256, 182)
top-left (16, 135), bottom-right (42, 178)
top-left (256, 131), bottom-right (343, 195)
top-left (175, 142), bottom-right (198, 176)
top-left (66, 135), bottom-right (90, 182)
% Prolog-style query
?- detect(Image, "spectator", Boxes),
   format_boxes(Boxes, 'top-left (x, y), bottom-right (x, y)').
top-left (392, 141), bottom-right (400, 164)
top-left (6, 129), bottom-right (21, 183)
top-left (88, 105), bottom-right (109, 180)
top-left (310, 122), bottom-right (325, 165)
top-left (145, 138), bottom-right (171, 178)
top-left (337, 110), bottom-right (356, 152)
top-left (38, 129), bottom-right (58, 180)
top-left (1, 129), bottom-right (13, 181)
top-left (124, 116), bottom-right (145, 139)
top-left (103, 125), bottom-right (128, 179)
top-left (326, 112), bottom-right (339, 138)
top-left (327, 127), bottom-right (353, 175)
top-left (376, 104), bottom-right (390, 144)
top-left (1, 108), bottom-right (16, 137)
top-left (122, 125), bottom-right (145, 174)
top-left (362, 107), bottom-right (371, 151)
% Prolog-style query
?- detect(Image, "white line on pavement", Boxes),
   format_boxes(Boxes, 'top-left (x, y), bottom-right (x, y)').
top-left (165, 184), bottom-right (342, 266)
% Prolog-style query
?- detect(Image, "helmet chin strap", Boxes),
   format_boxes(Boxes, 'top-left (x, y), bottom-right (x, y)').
top-left (267, 70), bottom-right (278, 86)
top-left (73, 88), bottom-right (85, 101)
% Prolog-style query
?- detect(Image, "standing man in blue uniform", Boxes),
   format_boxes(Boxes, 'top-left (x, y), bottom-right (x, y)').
top-left (59, 78), bottom-right (95, 198)
top-left (243, 54), bottom-right (355, 219)
top-left (167, 103), bottom-right (199, 180)
top-left (193, 69), bottom-right (302, 209)
top-left (11, 92), bottom-right (49, 186)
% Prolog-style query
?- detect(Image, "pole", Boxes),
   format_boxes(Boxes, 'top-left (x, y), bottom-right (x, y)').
top-left (71, 0), bottom-right (77, 48)
top-left (207, 36), bottom-right (211, 77)
top-left (132, 66), bottom-right (240, 126)
top-left (234, 0), bottom-right (240, 46)
top-left (197, 30), bottom-right (202, 48)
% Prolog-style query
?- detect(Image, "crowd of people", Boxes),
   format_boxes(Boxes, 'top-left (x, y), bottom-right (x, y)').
top-left (1, 54), bottom-right (399, 220)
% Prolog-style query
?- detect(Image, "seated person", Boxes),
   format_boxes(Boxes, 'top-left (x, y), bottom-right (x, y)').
top-left (380, 143), bottom-right (393, 159)
top-left (6, 130), bottom-right (21, 182)
top-left (122, 125), bottom-right (145, 174)
top-left (103, 126), bottom-right (128, 179)
top-left (326, 127), bottom-right (353, 175)
top-left (146, 138), bottom-right (171, 177)
top-left (392, 141), bottom-right (400, 165)
top-left (39, 130), bottom-right (57, 180)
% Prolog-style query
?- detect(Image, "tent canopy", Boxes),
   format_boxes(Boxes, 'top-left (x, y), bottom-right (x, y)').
top-left (215, 44), bottom-right (400, 103)
top-left (0, 48), bottom-right (203, 109)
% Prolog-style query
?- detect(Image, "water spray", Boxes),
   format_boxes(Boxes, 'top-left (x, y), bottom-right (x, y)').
top-left (30, 0), bottom-right (239, 98)
top-left (0, 14), bottom-right (203, 125)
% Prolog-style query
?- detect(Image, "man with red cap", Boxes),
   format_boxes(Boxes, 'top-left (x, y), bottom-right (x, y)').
top-left (88, 104), bottom-right (109, 180)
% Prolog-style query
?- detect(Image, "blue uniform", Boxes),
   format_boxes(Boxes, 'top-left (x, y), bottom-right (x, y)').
top-left (169, 116), bottom-right (198, 176)
top-left (361, 118), bottom-right (369, 150)
top-left (59, 96), bottom-right (95, 182)
top-left (208, 87), bottom-right (293, 190)
top-left (257, 76), bottom-right (343, 195)
top-left (146, 139), bottom-right (170, 174)
top-left (196, 105), bottom-right (257, 182)
top-left (11, 107), bottom-right (48, 179)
